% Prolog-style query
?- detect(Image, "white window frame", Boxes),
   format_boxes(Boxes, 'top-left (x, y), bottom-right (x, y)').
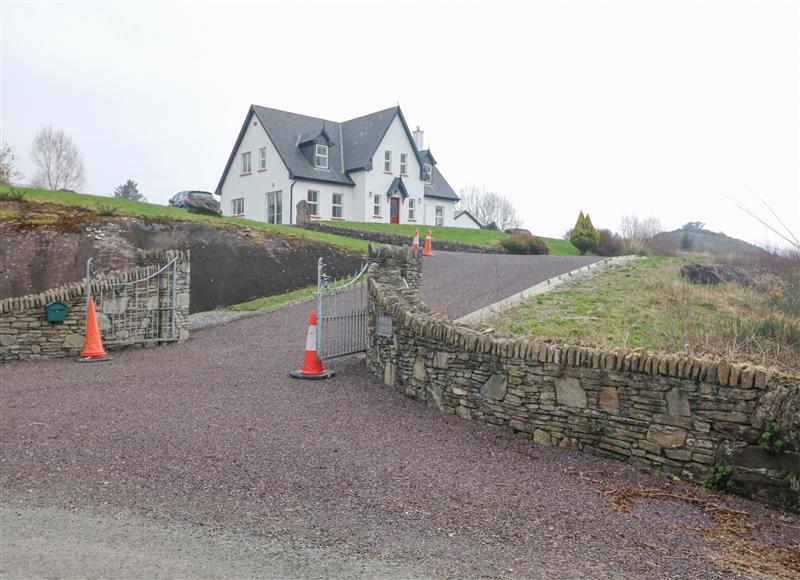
top-left (266, 191), bottom-right (282, 224)
top-left (408, 198), bottom-right (416, 221)
top-left (332, 193), bottom-right (343, 218)
top-left (384, 150), bottom-right (392, 172)
top-left (315, 144), bottom-right (329, 169)
top-left (423, 163), bottom-right (432, 184)
top-left (373, 194), bottom-right (381, 217)
top-left (400, 153), bottom-right (407, 175)
top-left (259, 147), bottom-right (267, 170)
top-left (241, 151), bottom-right (252, 174)
top-left (231, 197), bottom-right (244, 216)
top-left (307, 190), bottom-right (319, 216)
top-left (435, 205), bottom-right (444, 227)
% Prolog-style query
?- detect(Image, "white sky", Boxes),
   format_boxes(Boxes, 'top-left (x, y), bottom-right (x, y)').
top-left (2, 0), bottom-right (798, 247)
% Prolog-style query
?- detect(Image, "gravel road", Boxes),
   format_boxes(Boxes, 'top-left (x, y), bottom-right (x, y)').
top-left (2, 252), bottom-right (797, 579)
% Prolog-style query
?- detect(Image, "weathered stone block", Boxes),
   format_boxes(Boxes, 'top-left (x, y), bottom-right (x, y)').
top-left (646, 425), bottom-right (687, 448)
top-left (413, 357), bottom-right (427, 381)
top-left (599, 386), bottom-right (620, 414)
top-left (556, 378), bottom-right (587, 408)
top-left (666, 387), bottom-right (690, 417)
top-left (533, 429), bottom-right (552, 446)
top-left (480, 373), bottom-right (507, 401)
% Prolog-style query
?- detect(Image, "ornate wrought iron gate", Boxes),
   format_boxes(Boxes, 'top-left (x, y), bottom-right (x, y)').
top-left (85, 256), bottom-right (179, 346)
top-left (316, 257), bottom-right (368, 360)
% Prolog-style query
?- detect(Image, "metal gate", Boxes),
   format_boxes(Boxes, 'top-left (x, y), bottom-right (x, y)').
top-left (316, 257), bottom-right (368, 360)
top-left (85, 256), bottom-right (179, 346)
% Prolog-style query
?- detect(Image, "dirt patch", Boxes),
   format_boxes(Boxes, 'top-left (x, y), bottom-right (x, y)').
top-left (1, 207), bottom-right (362, 312)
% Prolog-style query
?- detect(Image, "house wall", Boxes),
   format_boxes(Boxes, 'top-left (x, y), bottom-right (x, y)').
top-left (219, 113), bottom-right (292, 224)
top-left (296, 181), bottom-right (357, 222)
top-left (454, 212), bottom-right (482, 230)
top-left (423, 199), bottom-right (456, 227)
top-left (362, 116), bottom-right (425, 226)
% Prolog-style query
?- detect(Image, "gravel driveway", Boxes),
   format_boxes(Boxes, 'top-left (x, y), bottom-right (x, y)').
top-left (1, 252), bottom-right (797, 579)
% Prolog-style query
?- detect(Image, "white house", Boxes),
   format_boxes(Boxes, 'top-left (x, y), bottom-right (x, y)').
top-left (215, 105), bottom-right (461, 227)
top-left (454, 209), bottom-right (483, 229)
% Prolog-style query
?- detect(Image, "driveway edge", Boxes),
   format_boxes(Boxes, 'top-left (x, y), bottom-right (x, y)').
top-left (455, 255), bottom-right (637, 326)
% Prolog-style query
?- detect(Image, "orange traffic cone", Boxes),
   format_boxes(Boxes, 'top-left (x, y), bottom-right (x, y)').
top-left (411, 228), bottom-right (420, 249)
top-left (77, 296), bottom-right (111, 362)
top-left (422, 229), bottom-right (433, 256)
top-left (290, 309), bottom-right (334, 380)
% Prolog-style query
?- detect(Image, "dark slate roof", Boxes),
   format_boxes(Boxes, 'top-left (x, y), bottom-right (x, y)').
top-left (216, 104), bottom-right (459, 197)
top-left (341, 107), bottom-right (399, 171)
top-left (385, 176), bottom-right (409, 199)
top-left (424, 164), bottom-right (460, 201)
top-left (252, 106), bottom-right (352, 186)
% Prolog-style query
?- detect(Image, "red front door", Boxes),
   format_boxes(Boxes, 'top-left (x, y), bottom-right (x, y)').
top-left (390, 197), bottom-right (400, 224)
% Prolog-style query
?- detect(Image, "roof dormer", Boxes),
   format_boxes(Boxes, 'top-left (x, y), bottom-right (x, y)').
top-left (298, 125), bottom-right (336, 169)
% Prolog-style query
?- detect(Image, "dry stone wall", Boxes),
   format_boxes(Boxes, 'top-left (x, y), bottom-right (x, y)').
top-left (1, 250), bottom-right (189, 363)
top-left (366, 245), bottom-right (799, 511)
top-left (301, 221), bottom-right (506, 254)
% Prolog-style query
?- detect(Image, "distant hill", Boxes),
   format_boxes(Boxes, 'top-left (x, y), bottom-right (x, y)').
top-left (651, 227), bottom-right (768, 256)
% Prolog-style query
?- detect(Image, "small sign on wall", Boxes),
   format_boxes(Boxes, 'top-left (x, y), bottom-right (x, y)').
top-left (376, 314), bottom-right (393, 337)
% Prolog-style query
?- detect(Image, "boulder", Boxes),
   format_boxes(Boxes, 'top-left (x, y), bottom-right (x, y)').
top-left (680, 264), bottom-right (754, 287)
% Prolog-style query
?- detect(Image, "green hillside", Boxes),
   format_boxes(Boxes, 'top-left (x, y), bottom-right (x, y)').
top-left (652, 227), bottom-right (767, 256)
top-left (321, 220), bottom-right (580, 256)
top-left (0, 186), bottom-right (370, 253)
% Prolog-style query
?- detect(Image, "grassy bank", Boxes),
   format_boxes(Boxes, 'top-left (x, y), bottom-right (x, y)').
top-left (226, 285), bottom-right (317, 312)
top-left (0, 186), bottom-right (370, 253)
top-left (482, 257), bottom-right (799, 373)
top-left (321, 220), bottom-right (580, 256)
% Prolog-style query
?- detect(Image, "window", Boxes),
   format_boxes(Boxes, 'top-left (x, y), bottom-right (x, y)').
top-left (373, 194), bottom-right (381, 216)
top-left (408, 198), bottom-right (416, 221)
top-left (266, 191), bottom-right (282, 224)
top-left (231, 197), bottom-right (244, 216)
top-left (315, 144), bottom-right (329, 169)
top-left (332, 193), bottom-right (343, 218)
top-left (400, 153), bottom-right (407, 175)
top-left (259, 147), bottom-right (267, 170)
top-left (435, 205), bottom-right (444, 227)
top-left (384, 150), bottom-right (392, 172)
top-left (307, 190), bottom-right (318, 216)
top-left (423, 163), bottom-right (432, 184)
top-left (241, 151), bottom-right (252, 174)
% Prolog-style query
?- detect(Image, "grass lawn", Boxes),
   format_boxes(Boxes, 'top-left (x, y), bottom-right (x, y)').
top-left (482, 257), bottom-right (799, 373)
top-left (226, 285), bottom-right (317, 312)
top-left (320, 220), bottom-right (581, 256)
top-left (0, 186), bottom-right (370, 253)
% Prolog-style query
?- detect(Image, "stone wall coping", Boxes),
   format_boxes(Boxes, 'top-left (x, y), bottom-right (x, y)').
top-left (367, 244), bottom-right (794, 391)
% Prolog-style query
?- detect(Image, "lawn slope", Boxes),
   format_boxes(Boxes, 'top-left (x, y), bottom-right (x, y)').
top-left (2, 186), bottom-right (369, 253)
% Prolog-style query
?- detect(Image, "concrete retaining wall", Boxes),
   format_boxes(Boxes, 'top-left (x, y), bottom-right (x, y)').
top-left (366, 245), bottom-right (799, 511)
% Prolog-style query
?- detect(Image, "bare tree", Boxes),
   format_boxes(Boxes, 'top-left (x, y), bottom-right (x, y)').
top-left (31, 126), bottom-right (85, 191)
top-left (458, 185), bottom-right (522, 230)
top-left (0, 142), bottom-right (24, 185)
top-left (618, 214), bottom-right (663, 254)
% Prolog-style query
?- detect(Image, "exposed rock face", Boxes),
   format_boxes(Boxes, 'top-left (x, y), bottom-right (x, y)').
top-left (680, 264), bottom-right (754, 287)
top-left (1, 217), bottom-right (363, 312)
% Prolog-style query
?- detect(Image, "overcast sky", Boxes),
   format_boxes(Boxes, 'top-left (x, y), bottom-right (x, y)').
top-left (2, 0), bottom-right (798, 246)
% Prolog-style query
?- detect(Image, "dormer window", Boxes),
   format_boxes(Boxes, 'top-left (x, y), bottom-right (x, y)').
top-left (423, 163), bottom-right (432, 184)
top-left (315, 144), bottom-right (329, 169)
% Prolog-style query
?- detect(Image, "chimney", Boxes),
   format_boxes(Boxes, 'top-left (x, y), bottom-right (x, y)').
top-left (412, 126), bottom-right (424, 151)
